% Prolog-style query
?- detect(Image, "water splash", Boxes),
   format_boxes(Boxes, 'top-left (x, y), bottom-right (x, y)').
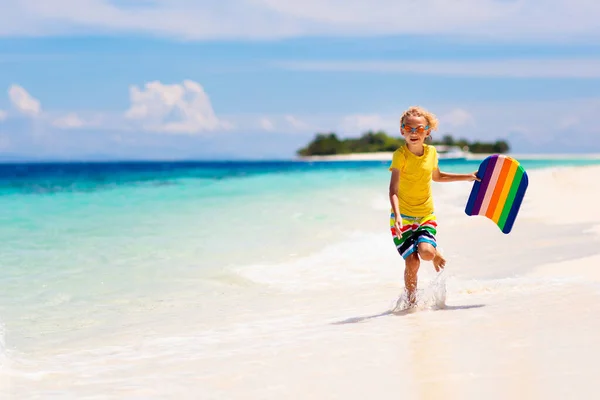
top-left (391, 270), bottom-right (447, 312)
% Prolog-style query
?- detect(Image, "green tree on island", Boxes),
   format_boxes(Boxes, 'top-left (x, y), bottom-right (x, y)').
top-left (296, 131), bottom-right (510, 156)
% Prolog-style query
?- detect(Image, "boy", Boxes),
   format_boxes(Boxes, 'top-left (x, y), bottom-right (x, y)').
top-left (389, 106), bottom-right (478, 305)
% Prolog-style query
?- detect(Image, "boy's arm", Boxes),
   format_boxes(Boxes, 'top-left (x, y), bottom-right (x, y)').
top-left (432, 168), bottom-right (479, 183)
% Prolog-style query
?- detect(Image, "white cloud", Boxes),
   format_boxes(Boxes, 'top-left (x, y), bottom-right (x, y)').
top-left (52, 113), bottom-right (86, 129)
top-left (259, 117), bottom-right (275, 131)
top-left (341, 114), bottom-right (395, 134)
top-left (277, 58), bottom-right (600, 78)
top-left (558, 115), bottom-right (580, 130)
top-left (440, 109), bottom-right (476, 128)
top-left (1, 80), bottom-right (231, 135)
top-left (8, 84), bottom-right (41, 116)
top-left (125, 80), bottom-right (231, 134)
top-left (2, 0), bottom-right (600, 42)
top-left (427, 98), bottom-right (600, 152)
top-left (284, 115), bottom-right (309, 130)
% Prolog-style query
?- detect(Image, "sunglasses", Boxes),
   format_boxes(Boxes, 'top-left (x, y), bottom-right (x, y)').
top-left (401, 124), bottom-right (429, 134)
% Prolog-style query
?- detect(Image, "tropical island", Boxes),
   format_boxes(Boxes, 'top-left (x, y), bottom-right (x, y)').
top-left (296, 131), bottom-right (509, 158)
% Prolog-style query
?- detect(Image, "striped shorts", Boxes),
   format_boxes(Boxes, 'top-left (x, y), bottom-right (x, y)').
top-left (390, 212), bottom-right (438, 259)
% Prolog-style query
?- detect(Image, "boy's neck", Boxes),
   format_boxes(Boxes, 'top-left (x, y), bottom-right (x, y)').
top-left (406, 142), bottom-right (425, 156)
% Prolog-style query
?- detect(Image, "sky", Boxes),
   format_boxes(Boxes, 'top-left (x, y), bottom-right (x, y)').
top-left (1, 0), bottom-right (600, 160)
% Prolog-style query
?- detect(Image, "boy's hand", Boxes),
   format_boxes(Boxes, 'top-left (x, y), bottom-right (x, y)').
top-left (467, 171), bottom-right (481, 182)
top-left (394, 218), bottom-right (403, 239)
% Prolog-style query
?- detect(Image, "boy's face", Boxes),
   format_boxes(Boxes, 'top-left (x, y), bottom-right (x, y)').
top-left (401, 115), bottom-right (431, 145)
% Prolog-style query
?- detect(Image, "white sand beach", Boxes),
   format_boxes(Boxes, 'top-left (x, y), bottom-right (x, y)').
top-left (3, 164), bottom-right (600, 400)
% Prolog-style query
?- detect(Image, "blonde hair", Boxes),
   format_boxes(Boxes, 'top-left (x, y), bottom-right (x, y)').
top-left (400, 106), bottom-right (439, 131)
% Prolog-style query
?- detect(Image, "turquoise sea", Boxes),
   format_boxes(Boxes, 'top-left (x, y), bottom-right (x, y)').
top-left (2, 156), bottom-right (600, 397)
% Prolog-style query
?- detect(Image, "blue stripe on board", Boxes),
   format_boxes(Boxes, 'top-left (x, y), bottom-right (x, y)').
top-left (502, 169), bottom-right (529, 234)
top-left (465, 156), bottom-right (491, 215)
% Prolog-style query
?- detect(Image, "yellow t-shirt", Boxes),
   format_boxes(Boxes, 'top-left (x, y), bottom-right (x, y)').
top-left (388, 144), bottom-right (439, 217)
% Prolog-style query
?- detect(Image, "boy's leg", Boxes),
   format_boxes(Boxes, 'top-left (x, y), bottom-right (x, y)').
top-left (390, 212), bottom-right (421, 305)
top-left (404, 252), bottom-right (420, 304)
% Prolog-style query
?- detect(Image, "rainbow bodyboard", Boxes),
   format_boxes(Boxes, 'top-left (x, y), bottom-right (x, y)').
top-left (465, 154), bottom-right (528, 234)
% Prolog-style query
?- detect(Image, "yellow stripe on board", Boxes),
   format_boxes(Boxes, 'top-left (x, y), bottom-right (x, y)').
top-left (492, 160), bottom-right (519, 224)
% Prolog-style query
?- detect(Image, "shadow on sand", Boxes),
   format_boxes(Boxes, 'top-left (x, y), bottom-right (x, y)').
top-left (331, 304), bottom-right (486, 325)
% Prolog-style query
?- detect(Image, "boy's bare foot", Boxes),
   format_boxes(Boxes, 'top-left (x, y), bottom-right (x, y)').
top-left (433, 250), bottom-right (446, 272)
